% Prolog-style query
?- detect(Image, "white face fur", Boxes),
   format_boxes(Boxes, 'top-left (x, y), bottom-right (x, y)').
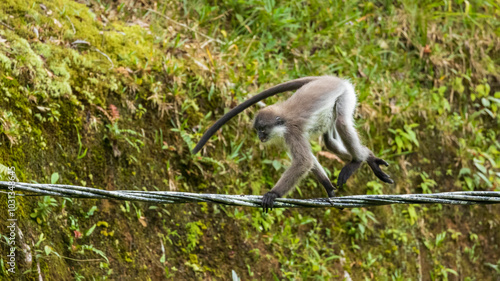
top-left (265, 125), bottom-right (287, 144)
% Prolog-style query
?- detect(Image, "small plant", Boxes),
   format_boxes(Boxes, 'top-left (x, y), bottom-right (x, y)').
top-left (485, 259), bottom-right (500, 275)
top-left (419, 172), bottom-right (437, 194)
top-left (75, 125), bottom-right (88, 159)
top-left (30, 196), bottom-right (58, 224)
top-left (104, 122), bottom-right (145, 154)
top-left (34, 233), bottom-right (61, 260)
top-left (388, 123), bottom-right (419, 154)
top-left (79, 245), bottom-right (109, 262)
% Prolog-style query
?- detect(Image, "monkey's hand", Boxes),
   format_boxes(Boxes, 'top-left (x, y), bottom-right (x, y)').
top-left (262, 191), bottom-right (280, 213)
top-left (367, 157), bottom-right (394, 184)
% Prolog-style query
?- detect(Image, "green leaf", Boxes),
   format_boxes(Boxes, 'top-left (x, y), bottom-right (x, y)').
top-left (358, 223), bottom-right (365, 235)
top-left (464, 177), bottom-right (474, 190)
top-left (86, 224), bottom-right (97, 237)
top-left (445, 268), bottom-right (458, 276)
top-left (272, 160), bottom-right (281, 170)
top-left (473, 163), bottom-right (487, 174)
top-left (77, 147), bottom-right (88, 159)
top-left (0, 163), bottom-right (10, 176)
top-left (44, 245), bottom-right (52, 256)
top-left (395, 136), bottom-right (403, 149)
top-left (458, 168), bottom-right (471, 176)
top-left (87, 206), bottom-right (98, 216)
top-left (481, 97), bottom-right (490, 107)
top-left (51, 172), bottom-right (59, 184)
top-left (477, 173), bottom-right (492, 187)
top-left (407, 205), bottom-right (417, 225)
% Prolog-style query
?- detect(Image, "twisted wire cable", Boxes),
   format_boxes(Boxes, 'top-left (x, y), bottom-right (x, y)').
top-left (1, 181), bottom-right (499, 209)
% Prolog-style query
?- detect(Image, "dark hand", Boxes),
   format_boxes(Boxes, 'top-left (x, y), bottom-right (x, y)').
top-left (367, 157), bottom-right (394, 184)
top-left (262, 191), bottom-right (279, 213)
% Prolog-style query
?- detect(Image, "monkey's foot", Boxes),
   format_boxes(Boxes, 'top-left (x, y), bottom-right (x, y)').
top-left (327, 197), bottom-right (344, 210)
top-left (262, 191), bottom-right (279, 213)
top-left (337, 161), bottom-right (362, 188)
top-left (367, 156), bottom-right (394, 184)
top-left (327, 196), bottom-right (336, 206)
top-left (326, 187), bottom-right (336, 198)
top-left (326, 191), bottom-right (344, 210)
top-left (322, 182), bottom-right (336, 198)
top-left (325, 188), bottom-right (336, 206)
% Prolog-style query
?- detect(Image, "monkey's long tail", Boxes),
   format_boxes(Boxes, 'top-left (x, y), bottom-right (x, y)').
top-left (192, 76), bottom-right (321, 154)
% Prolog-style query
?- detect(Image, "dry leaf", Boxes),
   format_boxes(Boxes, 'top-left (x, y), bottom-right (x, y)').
top-left (138, 216), bottom-right (147, 227)
top-left (109, 104), bottom-right (119, 121)
top-left (95, 105), bottom-right (113, 122)
top-left (45, 68), bottom-right (54, 78)
top-left (423, 44), bottom-right (432, 54)
top-left (357, 13), bottom-right (373, 22)
top-left (115, 67), bottom-right (132, 77)
top-left (318, 151), bottom-right (343, 163)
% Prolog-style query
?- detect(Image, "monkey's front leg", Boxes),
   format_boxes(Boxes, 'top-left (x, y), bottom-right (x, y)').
top-left (262, 160), bottom-right (311, 212)
top-left (311, 159), bottom-right (336, 198)
top-left (264, 162), bottom-right (337, 212)
top-left (262, 136), bottom-right (313, 213)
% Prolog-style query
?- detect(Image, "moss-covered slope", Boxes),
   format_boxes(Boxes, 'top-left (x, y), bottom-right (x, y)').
top-left (0, 0), bottom-right (499, 279)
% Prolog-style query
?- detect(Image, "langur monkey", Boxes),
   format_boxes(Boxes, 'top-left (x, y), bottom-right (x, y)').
top-left (192, 76), bottom-right (393, 212)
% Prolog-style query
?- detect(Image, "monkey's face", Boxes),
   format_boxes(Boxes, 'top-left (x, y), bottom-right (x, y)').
top-left (255, 125), bottom-right (271, 142)
top-left (254, 111), bottom-right (285, 143)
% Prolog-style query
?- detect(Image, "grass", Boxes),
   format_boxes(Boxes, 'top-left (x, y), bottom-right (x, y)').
top-left (0, 0), bottom-right (499, 279)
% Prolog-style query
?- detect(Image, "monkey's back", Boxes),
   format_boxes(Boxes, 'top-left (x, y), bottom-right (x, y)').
top-left (280, 76), bottom-right (354, 137)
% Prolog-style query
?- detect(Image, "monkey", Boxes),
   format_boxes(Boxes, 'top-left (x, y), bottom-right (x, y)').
top-left (192, 76), bottom-right (393, 212)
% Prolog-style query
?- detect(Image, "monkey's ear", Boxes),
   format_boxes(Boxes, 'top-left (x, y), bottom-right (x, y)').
top-left (275, 116), bottom-right (284, 125)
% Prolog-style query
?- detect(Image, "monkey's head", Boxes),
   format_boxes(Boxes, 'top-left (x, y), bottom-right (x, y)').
top-left (253, 108), bottom-right (286, 143)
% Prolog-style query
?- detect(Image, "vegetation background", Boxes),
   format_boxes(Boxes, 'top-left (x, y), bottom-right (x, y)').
top-left (0, 0), bottom-right (499, 279)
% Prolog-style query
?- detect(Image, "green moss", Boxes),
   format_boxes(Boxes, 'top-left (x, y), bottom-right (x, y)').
top-left (0, 52), bottom-right (11, 69)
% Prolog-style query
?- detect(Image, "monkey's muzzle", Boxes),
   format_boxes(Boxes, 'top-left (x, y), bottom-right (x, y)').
top-left (258, 133), bottom-right (268, 142)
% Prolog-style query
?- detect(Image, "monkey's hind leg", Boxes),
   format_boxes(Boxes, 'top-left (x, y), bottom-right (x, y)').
top-left (337, 154), bottom-right (393, 187)
top-left (366, 156), bottom-right (394, 184)
top-left (334, 114), bottom-right (393, 186)
top-left (337, 161), bottom-right (362, 188)
top-left (333, 113), bottom-right (366, 187)
top-left (334, 114), bottom-right (393, 187)
top-left (322, 131), bottom-right (352, 162)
